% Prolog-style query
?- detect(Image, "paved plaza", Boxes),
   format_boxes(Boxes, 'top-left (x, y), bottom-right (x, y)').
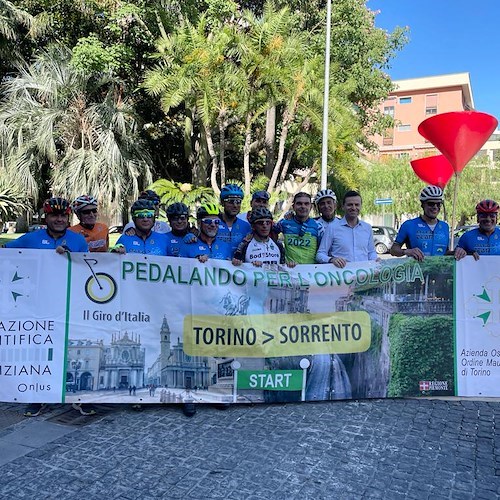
top-left (0, 398), bottom-right (499, 499)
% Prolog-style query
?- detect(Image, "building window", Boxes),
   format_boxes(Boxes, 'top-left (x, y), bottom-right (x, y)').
top-left (397, 152), bottom-right (410, 159)
top-left (399, 97), bottom-right (412, 104)
top-left (384, 106), bottom-right (395, 117)
top-left (425, 94), bottom-right (438, 116)
top-left (398, 124), bottom-right (411, 132)
top-left (383, 127), bottom-right (394, 145)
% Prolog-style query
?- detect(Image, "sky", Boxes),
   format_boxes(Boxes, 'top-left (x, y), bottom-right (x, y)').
top-left (369, 0), bottom-right (500, 124)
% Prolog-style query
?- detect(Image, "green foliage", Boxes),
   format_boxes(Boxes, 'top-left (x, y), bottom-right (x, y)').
top-left (361, 157), bottom-right (500, 226)
top-left (0, 173), bottom-right (31, 222)
top-left (388, 314), bottom-right (454, 397)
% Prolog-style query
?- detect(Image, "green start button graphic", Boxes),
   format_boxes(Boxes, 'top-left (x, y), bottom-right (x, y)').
top-left (183, 312), bottom-right (371, 357)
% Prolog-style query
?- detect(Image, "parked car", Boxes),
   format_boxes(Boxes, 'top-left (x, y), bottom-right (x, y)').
top-left (109, 225), bottom-right (124, 234)
top-left (372, 225), bottom-right (397, 254)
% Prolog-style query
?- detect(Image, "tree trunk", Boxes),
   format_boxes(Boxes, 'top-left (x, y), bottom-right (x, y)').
top-left (205, 124), bottom-right (220, 195)
top-left (219, 116), bottom-right (226, 187)
top-left (268, 104), bottom-right (296, 192)
top-left (243, 113), bottom-right (252, 196)
top-left (265, 106), bottom-right (276, 178)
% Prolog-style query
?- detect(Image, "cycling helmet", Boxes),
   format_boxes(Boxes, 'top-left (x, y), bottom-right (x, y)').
top-left (252, 190), bottom-right (270, 201)
top-left (419, 185), bottom-right (444, 202)
top-left (476, 199), bottom-right (499, 214)
top-left (72, 195), bottom-right (98, 213)
top-left (139, 189), bottom-right (161, 205)
top-left (220, 183), bottom-right (244, 201)
top-left (43, 197), bottom-right (72, 215)
top-left (131, 199), bottom-right (156, 215)
top-left (249, 207), bottom-right (273, 224)
top-left (166, 202), bottom-right (189, 219)
top-left (314, 189), bottom-right (337, 205)
top-left (197, 203), bottom-right (220, 219)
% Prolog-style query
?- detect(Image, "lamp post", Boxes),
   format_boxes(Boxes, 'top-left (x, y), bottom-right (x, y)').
top-left (71, 360), bottom-right (82, 393)
top-left (320, 0), bottom-right (332, 190)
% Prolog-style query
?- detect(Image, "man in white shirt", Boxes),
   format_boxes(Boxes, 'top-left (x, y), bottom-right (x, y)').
top-left (316, 190), bottom-right (377, 267)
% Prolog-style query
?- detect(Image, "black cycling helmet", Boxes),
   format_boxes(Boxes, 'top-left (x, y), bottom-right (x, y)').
top-left (139, 189), bottom-right (161, 205)
top-left (166, 202), bottom-right (189, 219)
top-left (249, 207), bottom-right (273, 224)
top-left (43, 197), bottom-right (72, 215)
top-left (131, 199), bottom-right (156, 215)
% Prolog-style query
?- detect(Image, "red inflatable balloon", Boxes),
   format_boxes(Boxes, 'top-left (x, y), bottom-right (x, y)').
top-left (410, 155), bottom-right (454, 189)
top-left (418, 111), bottom-right (498, 173)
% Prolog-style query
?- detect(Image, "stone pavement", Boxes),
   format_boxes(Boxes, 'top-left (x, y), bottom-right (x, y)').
top-left (0, 398), bottom-right (499, 499)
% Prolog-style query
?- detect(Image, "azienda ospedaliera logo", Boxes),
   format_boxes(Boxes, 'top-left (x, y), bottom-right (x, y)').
top-left (465, 276), bottom-right (500, 337)
top-left (83, 258), bottom-right (117, 304)
top-left (0, 261), bottom-right (36, 312)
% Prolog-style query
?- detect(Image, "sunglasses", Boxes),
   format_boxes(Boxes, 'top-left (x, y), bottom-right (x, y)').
top-left (133, 210), bottom-right (155, 219)
top-left (224, 198), bottom-right (242, 205)
top-left (80, 208), bottom-right (98, 215)
top-left (426, 201), bottom-right (442, 208)
top-left (255, 220), bottom-right (272, 226)
top-left (171, 215), bottom-right (188, 222)
top-left (201, 218), bottom-right (220, 225)
top-left (478, 213), bottom-right (497, 218)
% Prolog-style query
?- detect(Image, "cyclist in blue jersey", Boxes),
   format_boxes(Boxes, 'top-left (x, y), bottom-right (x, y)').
top-left (3, 197), bottom-right (88, 418)
top-left (164, 202), bottom-right (194, 257)
top-left (123, 189), bottom-right (170, 235)
top-left (275, 192), bottom-right (323, 264)
top-left (314, 189), bottom-right (338, 231)
top-left (180, 204), bottom-right (232, 261)
top-left (455, 199), bottom-right (500, 260)
top-left (216, 184), bottom-right (251, 253)
top-left (237, 190), bottom-right (270, 223)
top-left (390, 186), bottom-right (449, 261)
top-left (4, 197), bottom-right (88, 253)
top-left (112, 199), bottom-right (168, 255)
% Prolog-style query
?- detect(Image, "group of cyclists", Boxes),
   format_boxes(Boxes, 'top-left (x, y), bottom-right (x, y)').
top-left (2, 182), bottom-right (499, 416)
top-left (4, 181), bottom-right (500, 271)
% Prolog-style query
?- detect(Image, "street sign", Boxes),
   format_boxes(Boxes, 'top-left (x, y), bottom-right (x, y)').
top-left (374, 198), bottom-right (393, 205)
top-left (237, 370), bottom-right (303, 391)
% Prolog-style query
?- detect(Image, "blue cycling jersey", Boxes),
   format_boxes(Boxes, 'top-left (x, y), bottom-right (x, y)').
top-left (216, 217), bottom-right (251, 254)
top-left (4, 229), bottom-right (88, 252)
top-left (165, 231), bottom-right (189, 257)
top-left (457, 227), bottom-right (500, 255)
top-left (274, 217), bottom-right (323, 264)
top-left (116, 231), bottom-right (168, 255)
top-left (395, 217), bottom-right (449, 256)
top-left (179, 237), bottom-right (232, 260)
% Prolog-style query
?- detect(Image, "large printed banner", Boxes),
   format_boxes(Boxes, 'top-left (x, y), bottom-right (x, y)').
top-left (0, 250), bottom-right (490, 404)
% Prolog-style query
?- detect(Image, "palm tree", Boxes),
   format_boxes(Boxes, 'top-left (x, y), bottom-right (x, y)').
top-left (0, 173), bottom-right (31, 224)
top-left (0, 46), bottom-right (152, 217)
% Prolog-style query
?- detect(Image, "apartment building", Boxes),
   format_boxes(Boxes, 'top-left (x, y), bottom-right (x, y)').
top-left (371, 73), bottom-right (474, 160)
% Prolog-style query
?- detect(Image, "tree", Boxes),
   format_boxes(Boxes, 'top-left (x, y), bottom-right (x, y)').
top-left (0, 46), bottom-right (152, 218)
top-left (0, 174), bottom-right (31, 224)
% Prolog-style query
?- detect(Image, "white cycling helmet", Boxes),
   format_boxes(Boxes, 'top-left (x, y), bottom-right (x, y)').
top-left (314, 189), bottom-right (337, 205)
top-left (419, 185), bottom-right (444, 202)
top-left (72, 195), bottom-right (98, 213)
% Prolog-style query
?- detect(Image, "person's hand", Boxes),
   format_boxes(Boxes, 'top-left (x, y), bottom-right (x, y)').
top-left (125, 227), bottom-right (136, 236)
top-left (197, 254), bottom-right (209, 263)
top-left (454, 247), bottom-right (467, 261)
top-left (472, 251), bottom-right (480, 261)
top-left (110, 244), bottom-right (126, 254)
top-left (286, 261), bottom-right (297, 268)
top-left (329, 256), bottom-right (347, 268)
top-left (283, 210), bottom-right (294, 220)
top-left (232, 258), bottom-right (242, 266)
top-left (183, 233), bottom-right (197, 244)
top-left (404, 248), bottom-right (425, 261)
top-left (56, 245), bottom-right (69, 255)
top-left (252, 261), bottom-right (263, 267)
